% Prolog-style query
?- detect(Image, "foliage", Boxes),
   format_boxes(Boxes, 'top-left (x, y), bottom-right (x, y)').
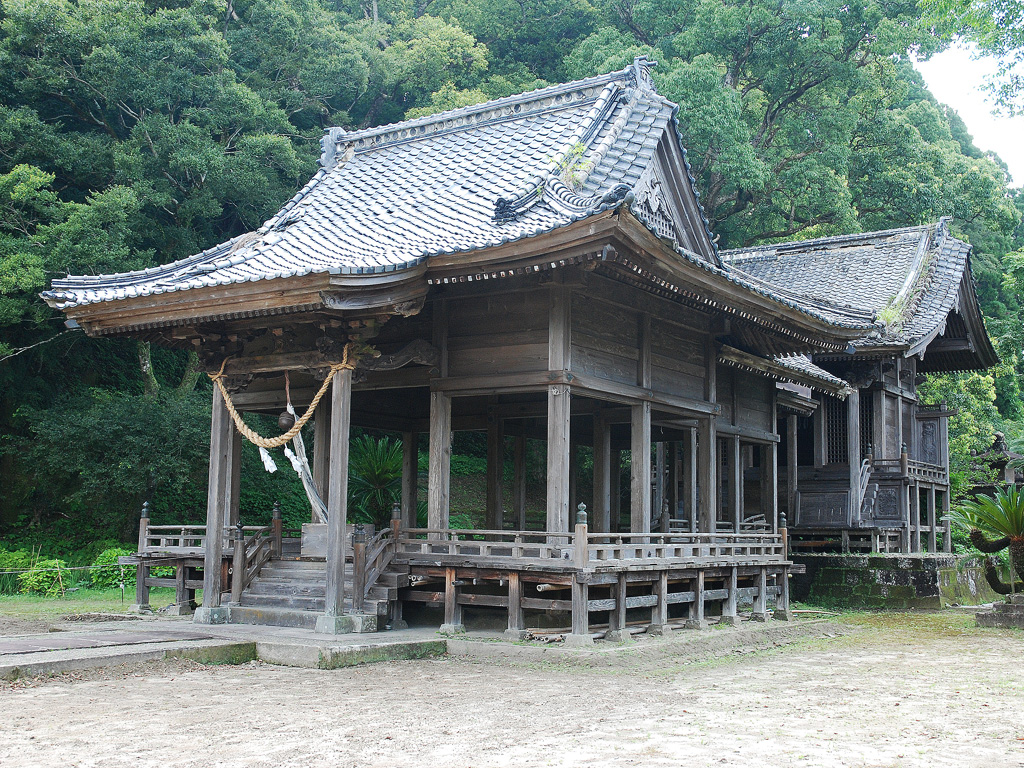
top-left (918, 370), bottom-right (1001, 499)
top-left (89, 547), bottom-right (134, 589)
top-left (348, 435), bottom-right (403, 527)
top-left (17, 558), bottom-right (71, 597)
top-left (949, 486), bottom-right (1024, 591)
top-left (920, 0), bottom-right (1024, 113)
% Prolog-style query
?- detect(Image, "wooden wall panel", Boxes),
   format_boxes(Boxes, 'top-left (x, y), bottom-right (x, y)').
top-left (571, 295), bottom-right (640, 386)
top-left (446, 292), bottom-right (549, 377)
top-left (732, 371), bottom-right (772, 432)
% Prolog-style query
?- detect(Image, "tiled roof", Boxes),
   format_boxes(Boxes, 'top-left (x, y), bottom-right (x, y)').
top-left (45, 58), bottom-right (721, 311)
top-left (773, 354), bottom-right (849, 391)
top-left (722, 220), bottom-right (973, 349)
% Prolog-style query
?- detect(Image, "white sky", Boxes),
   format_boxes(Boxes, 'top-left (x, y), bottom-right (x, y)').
top-left (915, 43), bottom-right (1023, 188)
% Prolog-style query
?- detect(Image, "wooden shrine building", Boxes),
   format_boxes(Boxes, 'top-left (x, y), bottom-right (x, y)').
top-left (725, 222), bottom-right (997, 554)
top-left (43, 60), bottom-right (993, 638)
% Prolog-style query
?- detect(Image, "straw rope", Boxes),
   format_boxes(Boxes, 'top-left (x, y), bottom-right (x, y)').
top-left (208, 343), bottom-right (356, 449)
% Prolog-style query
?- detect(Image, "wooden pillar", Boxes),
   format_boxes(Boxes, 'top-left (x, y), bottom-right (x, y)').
top-left (847, 389), bottom-right (861, 526)
top-left (753, 566), bottom-right (770, 621)
top-left (910, 486), bottom-right (921, 553)
top-left (428, 392), bottom-right (452, 532)
top-left (226, 428), bottom-right (242, 527)
top-left (593, 413), bottom-right (612, 534)
top-left (630, 402), bottom-right (652, 533)
top-left (686, 569), bottom-right (707, 629)
top-left (685, 428), bottom-right (697, 532)
top-left (927, 486), bottom-right (937, 553)
top-left (774, 569), bottom-right (792, 620)
top-left (568, 440), bottom-right (578, 519)
top-left (607, 572), bottom-right (630, 642)
top-left (132, 502), bottom-right (151, 613)
top-left (547, 283), bottom-right (572, 536)
top-left (669, 441), bottom-right (680, 527)
top-left (318, 368), bottom-right (353, 632)
top-left (401, 431), bottom-right (418, 529)
top-left (312, 398), bottom-right (331, 522)
top-left (730, 436), bottom-right (742, 533)
top-left (786, 414), bottom-right (798, 522)
top-left (504, 571), bottom-right (525, 639)
top-left (649, 571), bottom-right (669, 635)
top-left (942, 490), bottom-right (952, 553)
top-left (654, 442), bottom-right (666, 532)
top-left (440, 566), bottom-right (465, 634)
top-left (513, 435), bottom-right (527, 531)
top-left (722, 566), bottom-right (739, 626)
top-left (697, 417), bottom-right (717, 533)
top-left (546, 385), bottom-right (572, 535)
top-left (610, 449), bottom-right (622, 532)
top-left (486, 415), bottom-right (504, 531)
top-left (764, 442), bottom-right (778, 533)
top-left (197, 387), bottom-right (235, 621)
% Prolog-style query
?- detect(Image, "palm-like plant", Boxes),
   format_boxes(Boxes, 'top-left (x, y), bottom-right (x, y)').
top-left (949, 486), bottom-right (1024, 594)
top-left (348, 435), bottom-right (403, 528)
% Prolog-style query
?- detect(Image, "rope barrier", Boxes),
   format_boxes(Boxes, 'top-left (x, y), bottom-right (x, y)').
top-left (208, 342), bottom-right (356, 449)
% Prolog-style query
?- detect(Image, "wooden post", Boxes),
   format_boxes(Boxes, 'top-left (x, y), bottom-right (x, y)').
top-left (910, 485), bottom-right (920, 553)
top-left (566, 507), bottom-right (593, 647)
top-left (722, 566), bottom-right (739, 626)
top-left (312, 397), bottom-right (331, 521)
top-left (230, 522), bottom-right (245, 605)
top-left (787, 414), bottom-right (798, 522)
top-left (774, 569), bottom-right (792, 621)
top-left (685, 428), bottom-right (698, 532)
top-left (568, 440), bottom-right (578, 521)
top-left (428, 391), bottom-right (452, 533)
top-left (352, 524), bottom-right (366, 614)
top-left (227, 428), bottom-right (242, 527)
top-left (174, 564), bottom-right (188, 610)
top-left (271, 500), bottom-right (282, 558)
top-left (196, 387), bottom-right (234, 622)
top-left (654, 442), bottom-right (666, 532)
top-left (697, 417), bottom-right (717, 533)
top-left (317, 368), bottom-right (354, 633)
top-left (649, 571), bottom-right (669, 635)
top-left (942, 490), bottom-right (952, 553)
top-left (630, 402), bottom-right (652, 533)
top-left (764, 442), bottom-right (779, 534)
top-left (513, 435), bottom-right (527, 531)
top-left (607, 572), bottom-right (630, 642)
top-left (730, 436), bottom-right (742, 533)
top-left (847, 388), bottom-right (861, 526)
top-left (610, 449), bottom-right (622, 532)
top-left (132, 501), bottom-right (151, 613)
top-left (504, 571), bottom-right (526, 639)
top-left (486, 415), bottom-right (505, 530)
top-left (927, 486), bottom-right (937, 553)
top-left (402, 431), bottom-right (418, 529)
top-left (440, 566), bottom-right (465, 634)
top-left (686, 569), bottom-right (707, 629)
top-left (753, 566), bottom-right (770, 621)
top-left (593, 413), bottom-right (612, 534)
top-left (547, 384), bottom-right (572, 535)
top-left (669, 441), bottom-right (680, 527)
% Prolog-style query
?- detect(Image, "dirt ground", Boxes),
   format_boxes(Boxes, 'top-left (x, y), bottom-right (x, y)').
top-left (1, 614), bottom-right (1022, 768)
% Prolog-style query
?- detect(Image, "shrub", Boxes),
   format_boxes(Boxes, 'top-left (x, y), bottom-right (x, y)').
top-left (18, 558), bottom-right (71, 597)
top-left (0, 549), bottom-right (34, 595)
top-left (90, 547), bottom-right (134, 588)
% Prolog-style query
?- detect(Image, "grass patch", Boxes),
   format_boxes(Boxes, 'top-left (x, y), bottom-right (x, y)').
top-left (0, 587), bottom-right (178, 619)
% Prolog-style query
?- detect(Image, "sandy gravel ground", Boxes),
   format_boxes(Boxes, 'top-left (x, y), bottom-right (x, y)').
top-left (1, 617), bottom-right (1022, 768)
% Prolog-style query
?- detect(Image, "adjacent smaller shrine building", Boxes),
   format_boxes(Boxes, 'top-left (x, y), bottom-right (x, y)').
top-left (43, 59), bottom-right (996, 637)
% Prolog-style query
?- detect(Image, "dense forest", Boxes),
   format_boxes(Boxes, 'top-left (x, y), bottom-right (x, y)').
top-left (1, 0), bottom-right (1023, 558)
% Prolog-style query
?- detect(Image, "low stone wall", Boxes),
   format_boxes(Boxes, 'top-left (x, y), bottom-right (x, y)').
top-left (792, 554), bottom-right (1005, 609)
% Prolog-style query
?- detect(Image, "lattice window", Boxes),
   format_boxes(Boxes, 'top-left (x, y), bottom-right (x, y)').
top-left (824, 395), bottom-right (848, 464)
top-left (638, 199), bottom-right (680, 244)
top-left (860, 395), bottom-right (874, 458)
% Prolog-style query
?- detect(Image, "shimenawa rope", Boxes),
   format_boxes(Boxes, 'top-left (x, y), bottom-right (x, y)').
top-left (208, 343), bottom-right (355, 449)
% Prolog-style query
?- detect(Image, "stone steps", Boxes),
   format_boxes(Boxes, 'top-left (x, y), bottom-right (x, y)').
top-left (976, 594), bottom-right (1024, 628)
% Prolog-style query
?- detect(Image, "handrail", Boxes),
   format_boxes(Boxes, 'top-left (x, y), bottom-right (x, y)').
top-left (396, 527), bottom-right (785, 566)
top-left (230, 525), bottom-right (274, 604)
top-left (360, 528), bottom-right (395, 600)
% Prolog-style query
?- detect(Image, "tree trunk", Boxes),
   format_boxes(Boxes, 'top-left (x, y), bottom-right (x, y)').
top-left (137, 341), bottom-right (160, 397)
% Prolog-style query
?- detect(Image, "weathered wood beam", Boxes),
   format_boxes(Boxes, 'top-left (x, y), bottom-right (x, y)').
top-left (321, 368), bottom-right (352, 626)
top-left (630, 401), bottom-right (652, 534)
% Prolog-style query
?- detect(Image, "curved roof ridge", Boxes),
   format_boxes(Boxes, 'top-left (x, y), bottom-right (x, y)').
top-left (722, 222), bottom-right (935, 263)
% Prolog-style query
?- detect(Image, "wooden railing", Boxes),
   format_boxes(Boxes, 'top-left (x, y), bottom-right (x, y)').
top-left (395, 527), bottom-right (785, 568)
top-left (230, 524), bottom-right (275, 604)
top-left (871, 457), bottom-right (947, 484)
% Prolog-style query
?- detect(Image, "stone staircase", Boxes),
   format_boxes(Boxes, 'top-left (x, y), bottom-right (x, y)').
top-left (976, 593), bottom-right (1024, 628)
top-left (228, 558), bottom-right (409, 630)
